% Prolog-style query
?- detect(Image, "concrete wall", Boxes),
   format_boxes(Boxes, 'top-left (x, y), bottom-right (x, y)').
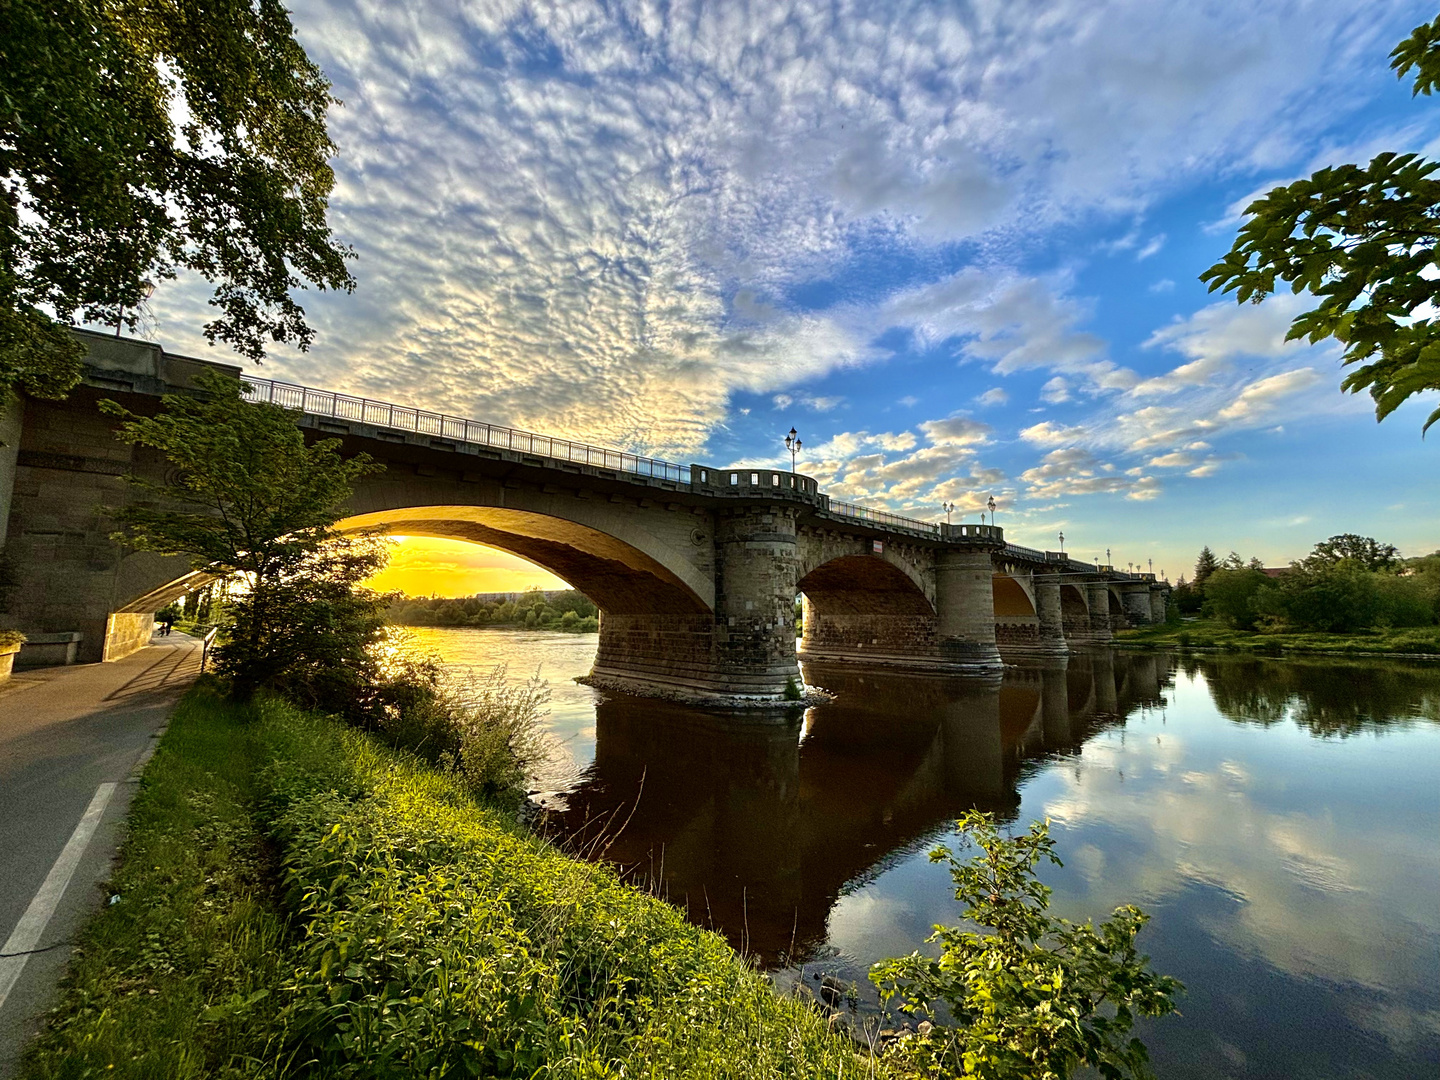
top-left (0, 392), bottom-right (191, 661)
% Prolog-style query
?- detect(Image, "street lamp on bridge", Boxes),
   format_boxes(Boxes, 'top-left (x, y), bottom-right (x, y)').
top-left (942, 501), bottom-right (956, 525)
top-left (987, 495), bottom-right (996, 526)
top-left (1058, 531), bottom-right (1065, 553)
top-left (784, 428), bottom-right (803, 472)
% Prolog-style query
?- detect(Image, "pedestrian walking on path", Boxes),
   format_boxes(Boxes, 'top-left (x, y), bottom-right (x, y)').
top-left (0, 635), bottom-right (202, 1078)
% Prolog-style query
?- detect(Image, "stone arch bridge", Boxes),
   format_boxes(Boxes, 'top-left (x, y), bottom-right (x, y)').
top-left (0, 332), bottom-right (1168, 701)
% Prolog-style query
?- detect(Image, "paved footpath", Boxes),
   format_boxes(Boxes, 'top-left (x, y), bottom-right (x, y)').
top-left (0, 634), bottom-right (201, 1078)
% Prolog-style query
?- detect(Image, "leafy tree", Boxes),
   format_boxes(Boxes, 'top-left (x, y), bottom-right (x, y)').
top-left (0, 0), bottom-right (355, 401)
top-left (1201, 14), bottom-right (1440, 433)
top-left (220, 535), bottom-right (392, 712)
top-left (1193, 546), bottom-right (1220, 588)
top-left (1171, 575), bottom-right (1204, 615)
top-left (102, 370), bottom-right (382, 697)
top-left (1300, 533), bottom-right (1401, 572)
top-left (1202, 567), bottom-right (1271, 630)
top-left (871, 812), bottom-right (1181, 1080)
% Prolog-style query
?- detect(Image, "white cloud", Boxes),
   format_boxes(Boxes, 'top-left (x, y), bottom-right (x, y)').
top-left (1147, 451), bottom-right (1195, 468)
top-left (1040, 376), bottom-right (1071, 404)
top-left (919, 415), bottom-right (993, 446)
top-left (136, 0), bottom-right (1420, 463)
top-left (1145, 294), bottom-right (1316, 371)
top-left (1216, 368), bottom-right (1325, 421)
top-left (1149, 278), bottom-right (1176, 294)
top-left (1020, 448), bottom-right (1162, 502)
top-left (1020, 421), bottom-right (1087, 446)
top-left (1136, 233), bottom-right (1167, 260)
top-left (977, 387), bottom-right (1009, 407)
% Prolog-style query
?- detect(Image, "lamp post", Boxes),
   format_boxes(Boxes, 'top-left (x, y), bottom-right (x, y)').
top-left (784, 428), bottom-right (802, 472)
top-left (1148, 558), bottom-right (1153, 576)
top-left (942, 501), bottom-right (955, 525)
top-left (987, 495), bottom-right (997, 527)
top-left (1058, 531), bottom-right (1065, 554)
top-left (1106, 547), bottom-right (1111, 568)
top-left (785, 427), bottom-right (801, 472)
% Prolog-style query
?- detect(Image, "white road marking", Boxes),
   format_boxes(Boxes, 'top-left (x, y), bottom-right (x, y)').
top-left (0, 783), bottom-right (117, 1011)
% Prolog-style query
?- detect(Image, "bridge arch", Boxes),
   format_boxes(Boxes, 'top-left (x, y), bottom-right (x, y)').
top-left (337, 505), bottom-right (710, 616)
top-left (1059, 583), bottom-right (1090, 638)
top-left (992, 573), bottom-right (1037, 617)
top-left (1106, 586), bottom-right (1126, 629)
top-left (796, 553), bottom-right (938, 667)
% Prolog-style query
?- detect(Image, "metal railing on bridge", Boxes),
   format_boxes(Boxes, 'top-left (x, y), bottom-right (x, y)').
top-left (1003, 542), bottom-right (1048, 561)
top-left (826, 499), bottom-right (941, 536)
top-left (237, 376), bottom-right (1064, 548)
top-left (240, 376), bottom-right (692, 484)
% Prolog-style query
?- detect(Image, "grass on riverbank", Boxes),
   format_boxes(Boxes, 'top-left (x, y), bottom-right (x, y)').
top-left (20, 685), bottom-right (876, 1079)
top-left (1116, 618), bottom-right (1440, 656)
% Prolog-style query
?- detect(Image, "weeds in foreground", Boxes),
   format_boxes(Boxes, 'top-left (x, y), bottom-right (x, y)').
top-left (374, 658), bottom-right (551, 807)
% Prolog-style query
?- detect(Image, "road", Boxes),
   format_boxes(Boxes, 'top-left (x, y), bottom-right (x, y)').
top-left (0, 634), bottom-right (201, 1078)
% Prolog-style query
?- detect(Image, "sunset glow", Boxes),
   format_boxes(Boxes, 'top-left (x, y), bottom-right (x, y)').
top-left (365, 536), bottom-right (569, 598)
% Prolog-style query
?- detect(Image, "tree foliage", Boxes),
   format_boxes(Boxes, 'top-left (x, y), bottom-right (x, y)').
top-left (1201, 14), bottom-right (1440, 433)
top-left (389, 588), bottom-right (599, 632)
top-left (1185, 536), bottom-right (1437, 632)
top-left (102, 370), bottom-right (383, 697)
top-left (1192, 546), bottom-right (1220, 588)
top-left (870, 812), bottom-right (1181, 1080)
top-left (1299, 533), bottom-right (1400, 573)
top-left (0, 0), bottom-right (355, 400)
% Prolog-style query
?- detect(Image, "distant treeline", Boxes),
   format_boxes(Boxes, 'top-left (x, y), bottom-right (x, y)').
top-left (1172, 535), bottom-right (1440, 633)
top-left (388, 589), bottom-right (599, 633)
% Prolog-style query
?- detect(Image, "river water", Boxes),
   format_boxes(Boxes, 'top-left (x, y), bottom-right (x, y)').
top-left (394, 626), bottom-right (1440, 1079)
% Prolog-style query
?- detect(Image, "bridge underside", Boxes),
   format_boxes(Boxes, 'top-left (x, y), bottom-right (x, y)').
top-left (341, 508), bottom-right (753, 700)
top-left (797, 555), bottom-right (939, 667)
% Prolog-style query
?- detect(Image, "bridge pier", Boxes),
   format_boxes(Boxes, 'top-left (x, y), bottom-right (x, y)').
top-left (1083, 581), bottom-right (1114, 643)
top-left (1120, 583), bottom-right (1155, 626)
top-left (1149, 586), bottom-right (1169, 623)
top-left (713, 506), bottom-right (802, 694)
top-left (935, 549), bottom-right (1004, 671)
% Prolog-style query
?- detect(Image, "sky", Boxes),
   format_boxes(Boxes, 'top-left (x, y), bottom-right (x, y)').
top-left (131, 0), bottom-right (1440, 596)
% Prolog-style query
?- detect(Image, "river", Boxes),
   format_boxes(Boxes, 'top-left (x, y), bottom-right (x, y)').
top-left (393, 626), bottom-right (1440, 1079)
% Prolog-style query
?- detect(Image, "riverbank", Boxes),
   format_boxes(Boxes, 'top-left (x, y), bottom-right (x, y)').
top-left (1115, 618), bottom-right (1440, 658)
top-left (17, 684), bottom-right (876, 1079)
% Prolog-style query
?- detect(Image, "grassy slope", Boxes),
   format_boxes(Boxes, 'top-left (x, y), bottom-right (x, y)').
top-left (21, 687), bottom-right (875, 1079)
top-left (1115, 618), bottom-right (1440, 656)
top-left (17, 693), bottom-right (289, 1078)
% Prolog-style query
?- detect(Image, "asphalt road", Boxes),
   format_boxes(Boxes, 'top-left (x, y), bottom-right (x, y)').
top-left (0, 635), bottom-right (201, 1078)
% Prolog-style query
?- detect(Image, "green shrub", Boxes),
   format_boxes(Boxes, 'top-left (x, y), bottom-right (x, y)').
top-left (870, 812), bottom-right (1181, 1080)
top-left (0, 628), bottom-right (25, 648)
top-left (1201, 568), bottom-right (1270, 629)
top-left (1373, 572), bottom-right (1438, 627)
top-left (783, 676), bottom-right (803, 700)
top-left (372, 660), bottom-right (550, 807)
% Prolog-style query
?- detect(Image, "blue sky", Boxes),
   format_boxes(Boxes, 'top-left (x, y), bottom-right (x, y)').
top-left (137, 0), bottom-right (1440, 586)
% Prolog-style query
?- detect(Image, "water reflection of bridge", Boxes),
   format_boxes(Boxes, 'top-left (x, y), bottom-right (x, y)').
top-left (547, 650), bottom-right (1173, 965)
